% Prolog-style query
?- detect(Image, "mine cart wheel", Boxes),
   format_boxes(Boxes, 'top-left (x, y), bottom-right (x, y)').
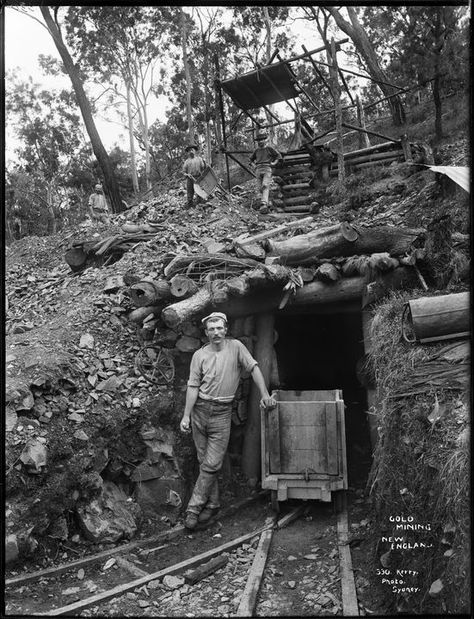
top-left (135, 345), bottom-right (175, 385)
top-left (271, 490), bottom-right (280, 513)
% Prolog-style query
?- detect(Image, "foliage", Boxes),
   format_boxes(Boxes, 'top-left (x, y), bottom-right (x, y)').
top-left (368, 291), bottom-right (470, 614)
top-left (6, 72), bottom-right (89, 237)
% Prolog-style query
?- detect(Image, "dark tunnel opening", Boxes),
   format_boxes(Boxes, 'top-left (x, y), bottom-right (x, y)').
top-left (274, 309), bottom-right (372, 487)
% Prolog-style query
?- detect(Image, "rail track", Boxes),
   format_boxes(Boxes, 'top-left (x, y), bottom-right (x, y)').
top-left (5, 493), bottom-right (360, 617)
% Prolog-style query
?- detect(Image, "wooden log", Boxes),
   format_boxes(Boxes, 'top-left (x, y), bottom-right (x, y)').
top-left (267, 223), bottom-right (424, 265)
top-left (128, 306), bottom-right (161, 324)
top-left (343, 140), bottom-right (399, 160)
top-left (281, 182), bottom-right (310, 191)
top-left (129, 280), bottom-right (172, 307)
top-left (226, 276), bottom-right (250, 297)
top-left (64, 247), bottom-right (88, 271)
top-left (273, 165), bottom-right (310, 176)
top-left (282, 195), bottom-right (313, 206)
top-left (315, 263), bottom-right (340, 282)
top-left (216, 268), bottom-right (415, 319)
top-left (404, 292), bottom-right (470, 343)
top-left (161, 287), bottom-right (212, 329)
top-left (283, 205), bottom-right (312, 213)
top-left (343, 148), bottom-right (403, 167)
top-left (234, 216), bottom-right (314, 246)
top-left (184, 555), bottom-right (228, 585)
top-left (169, 275), bottom-right (199, 298)
top-left (234, 243), bottom-right (266, 261)
top-left (242, 314), bottom-right (274, 483)
top-left (296, 267), bottom-right (415, 307)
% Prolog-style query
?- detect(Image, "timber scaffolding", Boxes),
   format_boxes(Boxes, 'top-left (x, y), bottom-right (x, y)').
top-left (215, 38), bottom-right (432, 214)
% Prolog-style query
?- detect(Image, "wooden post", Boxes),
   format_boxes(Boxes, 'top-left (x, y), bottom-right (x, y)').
top-left (214, 55), bottom-right (231, 190)
top-left (356, 96), bottom-right (371, 149)
top-left (400, 134), bottom-right (413, 162)
top-left (242, 313), bottom-right (275, 485)
top-left (329, 38), bottom-right (345, 184)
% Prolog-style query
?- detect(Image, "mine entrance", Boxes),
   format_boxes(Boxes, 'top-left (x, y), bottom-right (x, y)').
top-left (274, 307), bottom-right (372, 486)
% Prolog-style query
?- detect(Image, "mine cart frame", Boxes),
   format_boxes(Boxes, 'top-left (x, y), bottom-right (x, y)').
top-left (261, 389), bottom-right (348, 509)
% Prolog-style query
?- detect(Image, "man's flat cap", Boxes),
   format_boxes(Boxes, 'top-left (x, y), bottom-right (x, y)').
top-left (201, 312), bottom-right (227, 325)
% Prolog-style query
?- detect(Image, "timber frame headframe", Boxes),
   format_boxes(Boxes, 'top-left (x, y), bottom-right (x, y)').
top-left (214, 37), bottom-right (411, 189)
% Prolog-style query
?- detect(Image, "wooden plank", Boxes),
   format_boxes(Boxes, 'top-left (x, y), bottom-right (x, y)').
top-left (261, 400), bottom-right (269, 479)
top-left (325, 401), bottom-right (339, 474)
top-left (268, 406), bottom-right (281, 474)
top-left (235, 216), bottom-right (313, 246)
top-left (5, 494), bottom-right (264, 588)
top-left (236, 528), bottom-right (274, 616)
top-left (276, 504), bottom-right (305, 529)
top-left (276, 389), bottom-right (339, 402)
top-left (37, 524), bottom-right (273, 617)
top-left (338, 399), bottom-right (348, 488)
top-left (337, 504), bottom-right (360, 616)
top-left (184, 555), bottom-right (228, 585)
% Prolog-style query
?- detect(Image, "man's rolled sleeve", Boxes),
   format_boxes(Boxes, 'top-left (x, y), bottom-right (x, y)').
top-left (187, 352), bottom-right (202, 388)
top-left (237, 340), bottom-right (258, 373)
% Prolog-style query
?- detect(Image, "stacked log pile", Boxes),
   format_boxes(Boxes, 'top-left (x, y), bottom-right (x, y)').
top-left (330, 140), bottom-right (405, 176)
top-left (123, 221), bottom-right (427, 334)
top-left (272, 149), bottom-right (319, 215)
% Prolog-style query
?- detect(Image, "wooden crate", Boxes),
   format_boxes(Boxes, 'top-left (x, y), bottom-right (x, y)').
top-left (261, 389), bottom-right (347, 503)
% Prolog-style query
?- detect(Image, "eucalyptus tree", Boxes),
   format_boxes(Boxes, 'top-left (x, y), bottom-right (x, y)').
top-left (65, 6), bottom-right (180, 192)
top-left (6, 73), bottom-right (86, 234)
top-left (361, 5), bottom-right (469, 141)
top-left (13, 5), bottom-right (126, 212)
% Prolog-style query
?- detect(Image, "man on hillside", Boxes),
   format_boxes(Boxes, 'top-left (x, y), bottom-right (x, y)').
top-left (180, 312), bottom-right (276, 530)
top-left (88, 183), bottom-right (110, 224)
top-left (183, 144), bottom-right (206, 208)
top-left (249, 131), bottom-right (282, 214)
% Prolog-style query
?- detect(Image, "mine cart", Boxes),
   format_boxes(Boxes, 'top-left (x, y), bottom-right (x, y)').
top-left (261, 389), bottom-right (348, 510)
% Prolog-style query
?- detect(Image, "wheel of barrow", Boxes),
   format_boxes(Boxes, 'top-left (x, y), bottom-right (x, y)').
top-left (135, 345), bottom-right (175, 385)
top-left (271, 490), bottom-right (280, 513)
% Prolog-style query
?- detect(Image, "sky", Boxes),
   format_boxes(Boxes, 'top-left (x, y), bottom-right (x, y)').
top-left (4, 6), bottom-right (355, 159)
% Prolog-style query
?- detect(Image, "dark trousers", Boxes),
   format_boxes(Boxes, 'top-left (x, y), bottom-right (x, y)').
top-left (186, 398), bottom-right (232, 514)
top-left (186, 177), bottom-right (195, 207)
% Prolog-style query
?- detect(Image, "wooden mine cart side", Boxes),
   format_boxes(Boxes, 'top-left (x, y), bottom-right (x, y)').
top-left (261, 390), bottom-right (348, 508)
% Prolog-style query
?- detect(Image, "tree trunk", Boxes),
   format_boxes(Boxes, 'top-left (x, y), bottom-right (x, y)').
top-left (126, 83), bottom-right (140, 195)
top-left (356, 95), bottom-right (371, 149)
top-left (267, 223), bottom-right (424, 265)
top-left (242, 313), bottom-right (274, 484)
top-left (329, 38), bottom-right (345, 184)
top-left (39, 6), bottom-right (124, 213)
top-left (325, 7), bottom-right (406, 125)
top-left (46, 182), bottom-right (57, 235)
top-left (181, 8), bottom-right (194, 142)
top-left (433, 8), bottom-right (443, 143)
top-left (263, 7), bottom-right (275, 144)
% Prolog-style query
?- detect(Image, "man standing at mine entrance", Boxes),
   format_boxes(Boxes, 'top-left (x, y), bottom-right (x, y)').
top-left (180, 312), bottom-right (276, 530)
top-left (249, 131), bottom-right (282, 214)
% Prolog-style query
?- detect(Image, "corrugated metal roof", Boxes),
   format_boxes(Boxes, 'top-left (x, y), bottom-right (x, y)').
top-left (425, 165), bottom-right (470, 193)
top-left (221, 63), bottom-right (300, 110)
